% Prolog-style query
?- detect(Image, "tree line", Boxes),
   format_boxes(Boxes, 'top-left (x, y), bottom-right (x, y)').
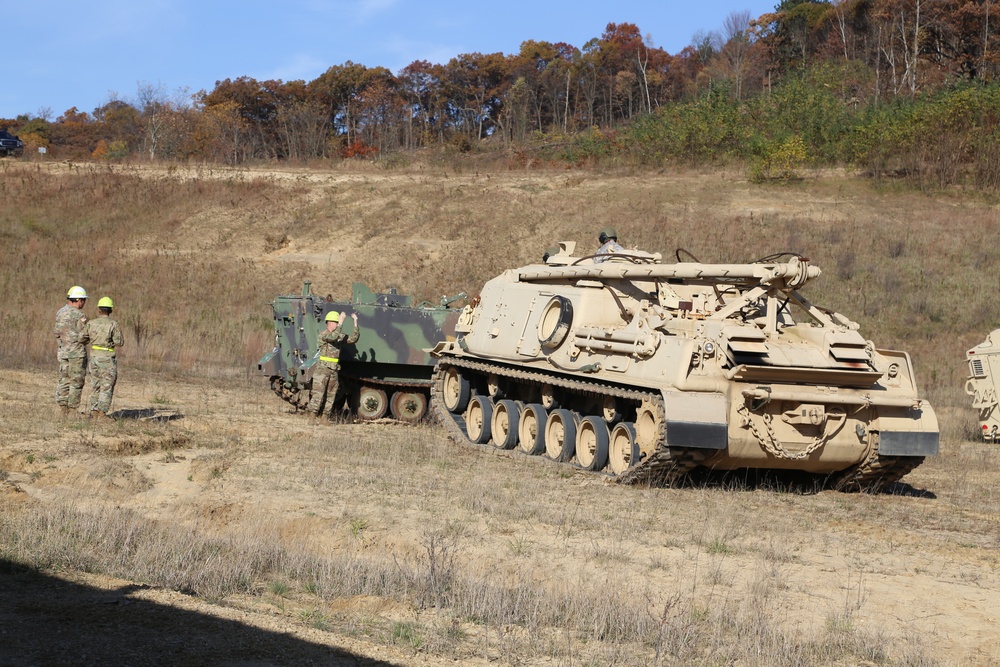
top-left (3, 1), bottom-right (999, 171)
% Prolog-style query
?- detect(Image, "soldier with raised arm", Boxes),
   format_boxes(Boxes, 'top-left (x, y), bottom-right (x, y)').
top-left (307, 310), bottom-right (360, 419)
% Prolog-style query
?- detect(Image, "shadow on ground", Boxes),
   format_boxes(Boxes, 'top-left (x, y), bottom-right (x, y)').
top-left (679, 468), bottom-right (937, 498)
top-left (0, 559), bottom-right (401, 667)
top-left (112, 407), bottom-right (184, 423)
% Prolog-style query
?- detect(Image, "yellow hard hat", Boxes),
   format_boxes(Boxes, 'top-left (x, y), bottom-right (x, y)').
top-left (67, 285), bottom-right (88, 299)
top-left (98, 296), bottom-right (114, 309)
top-left (325, 311), bottom-right (340, 322)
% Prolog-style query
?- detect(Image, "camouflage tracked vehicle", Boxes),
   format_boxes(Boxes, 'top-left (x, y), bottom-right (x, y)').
top-left (430, 242), bottom-right (938, 490)
top-left (965, 329), bottom-right (1000, 442)
top-left (259, 282), bottom-right (464, 422)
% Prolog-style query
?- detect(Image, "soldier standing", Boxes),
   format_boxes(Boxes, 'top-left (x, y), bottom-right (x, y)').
top-left (55, 285), bottom-right (89, 418)
top-left (595, 227), bottom-right (625, 263)
top-left (82, 296), bottom-right (124, 422)
top-left (307, 310), bottom-right (360, 419)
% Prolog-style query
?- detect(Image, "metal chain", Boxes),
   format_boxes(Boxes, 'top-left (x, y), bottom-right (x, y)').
top-left (738, 403), bottom-right (843, 461)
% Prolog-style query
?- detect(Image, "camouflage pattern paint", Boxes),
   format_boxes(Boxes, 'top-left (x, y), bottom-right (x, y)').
top-left (259, 282), bottom-right (463, 418)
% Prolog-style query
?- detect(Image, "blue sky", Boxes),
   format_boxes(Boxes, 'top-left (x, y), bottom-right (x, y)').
top-left (3, 0), bottom-right (779, 120)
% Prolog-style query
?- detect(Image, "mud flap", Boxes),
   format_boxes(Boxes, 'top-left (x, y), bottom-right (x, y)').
top-left (662, 390), bottom-right (728, 449)
top-left (879, 431), bottom-right (939, 456)
top-left (878, 406), bottom-right (940, 456)
top-left (257, 348), bottom-right (279, 376)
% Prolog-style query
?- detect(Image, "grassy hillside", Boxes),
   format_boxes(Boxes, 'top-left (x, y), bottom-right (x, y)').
top-left (3, 160), bottom-right (994, 419)
top-left (3, 159), bottom-right (1000, 665)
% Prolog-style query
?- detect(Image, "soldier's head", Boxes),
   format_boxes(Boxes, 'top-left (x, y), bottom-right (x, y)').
top-left (542, 246), bottom-right (559, 263)
top-left (598, 227), bottom-right (618, 245)
top-left (325, 310), bottom-right (340, 330)
top-left (67, 285), bottom-right (87, 309)
top-left (98, 296), bottom-right (114, 315)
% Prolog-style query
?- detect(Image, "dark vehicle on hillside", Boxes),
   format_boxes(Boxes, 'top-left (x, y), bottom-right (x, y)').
top-left (258, 281), bottom-right (465, 422)
top-left (0, 130), bottom-right (24, 157)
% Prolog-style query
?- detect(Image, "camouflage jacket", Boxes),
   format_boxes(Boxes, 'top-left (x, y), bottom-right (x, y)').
top-left (82, 315), bottom-right (124, 359)
top-left (317, 324), bottom-right (360, 367)
top-left (595, 239), bottom-right (625, 263)
top-left (54, 304), bottom-right (88, 359)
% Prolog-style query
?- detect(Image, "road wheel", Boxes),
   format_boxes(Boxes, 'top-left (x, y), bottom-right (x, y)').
top-left (491, 399), bottom-right (522, 449)
top-left (609, 422), bottom-right (639, 475)
top-left (487, 373), bottom-right (504, 399)
top-left (635, 401), bottom-right (660, 452)
top-left (540, 384), bottom-right (558, 409)
top-left (353, 386), bottom-right (388, 420)
top-left (576, 416), bottom-right (610, 471)
top-left (517, 403), bottom-right (547, 455)
top-left (442, 366), bottom-right (471, 413)
top-left (545, 408), bottom-right (578, 462)
top-left (390, 391), bottom-right (427, 423)
top-left (601, 396), bottom-right (621, 423)
top-left (466, 396), bottom-right (494, 444)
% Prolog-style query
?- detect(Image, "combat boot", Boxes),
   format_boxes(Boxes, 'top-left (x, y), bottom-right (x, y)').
top-left (91, 410), bottom-right (114, 422)
top-left (59, 405), bottom-right (71, 419)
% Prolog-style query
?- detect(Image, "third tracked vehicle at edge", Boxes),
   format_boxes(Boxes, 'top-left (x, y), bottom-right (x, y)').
top-left (965, 329), bottom-right (1000, 442)
top-left (430, 242), bottom-right (938, 490)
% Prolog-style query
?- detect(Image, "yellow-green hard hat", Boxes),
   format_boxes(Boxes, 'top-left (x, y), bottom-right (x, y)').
top-left (325, 311), bottom-right (340, 322)
top-left (98, 297), bottom-right (114, 309)
top-left (67, 286), bottom-right (88, 299)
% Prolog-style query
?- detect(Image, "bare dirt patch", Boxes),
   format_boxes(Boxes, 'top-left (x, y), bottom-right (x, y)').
top-left (1, 366), bottom-right (999, 665)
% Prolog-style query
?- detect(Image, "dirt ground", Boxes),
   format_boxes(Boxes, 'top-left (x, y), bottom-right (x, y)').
top-left (3, 161), bottom-right (1000, 665)
top-left (0, 368), bottom-right (493, 667)
top-left (1, 365), bottom-right (999, 666)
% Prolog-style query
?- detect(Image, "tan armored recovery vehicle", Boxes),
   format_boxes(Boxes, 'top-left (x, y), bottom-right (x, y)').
top-left (430, 243), bottom-right (938, 490)
top-left (966, 329), bottom-right (1000, 442)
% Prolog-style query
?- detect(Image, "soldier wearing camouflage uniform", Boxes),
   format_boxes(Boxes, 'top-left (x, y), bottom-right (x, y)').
top-left (595, 227), bottom-right (625, 263)
top-left (81, 297), bottom-right (124, 422)
top-left (55, 286), bottom-right (89, 417)
top-left (306, 310), bottom-right (360, 418)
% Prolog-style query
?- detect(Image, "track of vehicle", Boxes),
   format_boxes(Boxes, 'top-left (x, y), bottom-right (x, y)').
top-left (430, 358), bottom-right (923, 492)
top-left (430, 358), bottom-right (706, 486)
top-left (269, 373), bottom-right (432, 422)
top-left (833, 444), bottom-right (926, 492)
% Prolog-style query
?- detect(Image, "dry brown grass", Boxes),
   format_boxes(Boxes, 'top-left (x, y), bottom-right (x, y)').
top-left (3, 367), bottom-right (997, 664)
top-left (3, 161), bottom-right (996, 417)
top-left (2, 161), bottom-right (999, 664)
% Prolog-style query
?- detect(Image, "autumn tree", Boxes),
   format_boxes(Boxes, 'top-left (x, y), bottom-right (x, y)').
top-left (715, 11), bottom-right (758, 99)
top-left (442, 52), bottom-right (510, 140)
top-left (309, 62), bottom-right (395, 147)
top-left (49, 107), bottom-right (100, 158)
top-left (398, 60), bottom-right (445, 147)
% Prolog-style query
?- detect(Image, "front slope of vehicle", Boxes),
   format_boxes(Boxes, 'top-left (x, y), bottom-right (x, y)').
top-left (431, 243), bottom-right (938, 490)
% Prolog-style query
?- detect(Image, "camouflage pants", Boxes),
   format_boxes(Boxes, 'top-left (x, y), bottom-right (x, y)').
top-left (306, 364), bottom-right (341, 416)
top-left (56, 356), bottom-right (87, 409)
top-left (88, 356), bottom-right (118, 414)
